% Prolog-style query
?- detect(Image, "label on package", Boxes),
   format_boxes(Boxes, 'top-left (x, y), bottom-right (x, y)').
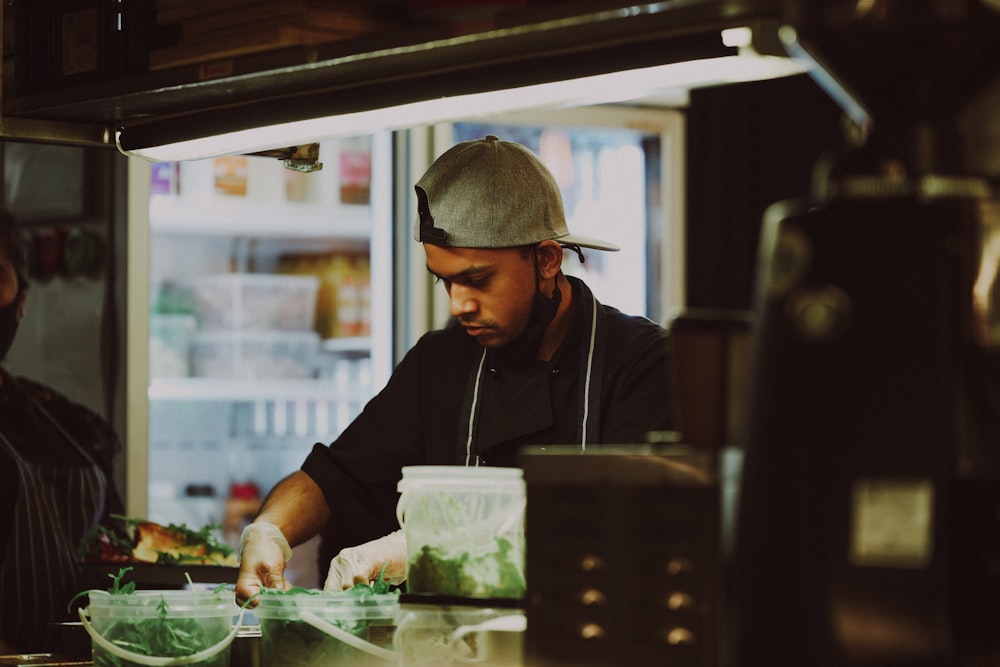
top-left (849, 478), bottom-right (934, 568)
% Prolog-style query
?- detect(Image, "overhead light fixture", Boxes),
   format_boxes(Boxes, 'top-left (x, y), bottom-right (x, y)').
top-left (118, 26), bottom-right (810, 163)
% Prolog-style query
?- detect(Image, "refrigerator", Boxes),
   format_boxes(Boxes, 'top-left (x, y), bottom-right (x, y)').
top-left (122, 107), bottom-right (684, 587)
top-left (125, 133), bottom-right (394, 587)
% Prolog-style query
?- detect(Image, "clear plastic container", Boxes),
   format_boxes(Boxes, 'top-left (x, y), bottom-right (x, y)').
top-left (149, 313), bottom-right (197, 378)
top-left (396, 466), bottom-right (526, 599)
top-left (394, 596), bottom-right (525, 667)
top-left (191, 330), bottom-right (319, 379)
top-left (192, 273), bottom-right (319, 331)
top-left (84, 589), bottom-right (237, 667)
top-left (254, 590), bottom-right (399, 667)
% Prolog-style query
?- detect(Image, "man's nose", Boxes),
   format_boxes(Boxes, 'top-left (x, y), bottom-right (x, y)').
top-left (449, 287), bottom-right (477, 317)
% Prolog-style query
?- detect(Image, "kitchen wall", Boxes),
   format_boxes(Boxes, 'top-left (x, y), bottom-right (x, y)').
top-left (685, 73), bottom-right (845, 311)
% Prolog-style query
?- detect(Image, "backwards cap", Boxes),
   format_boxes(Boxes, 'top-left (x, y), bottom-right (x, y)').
top-left (413, 135), bottom-right (619, 252)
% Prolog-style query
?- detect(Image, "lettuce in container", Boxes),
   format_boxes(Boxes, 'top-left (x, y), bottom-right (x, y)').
top-left (70, 567), bottom-right (241, 667)
top-left (254, 565), bottom-right (399, 667)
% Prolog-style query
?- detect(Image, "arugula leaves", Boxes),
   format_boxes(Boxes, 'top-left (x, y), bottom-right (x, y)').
top-left (71, 568), bottom-right (232, 667)
top-left (406, 536), bottom-right (526, 598)
top-left (109, 567), bottom-right (137, 595)
top-left (256, 570), bottom-right (398, 667)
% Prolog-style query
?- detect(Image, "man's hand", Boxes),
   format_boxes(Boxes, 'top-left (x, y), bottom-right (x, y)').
top-left (324, 530), bottom-right (407, 590)
top-left (235, 521), bottom-right (293, 606)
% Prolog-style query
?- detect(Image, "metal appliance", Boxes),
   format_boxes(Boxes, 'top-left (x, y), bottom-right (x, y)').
top-left (733, 2), bottom-right (1000, 664)
top-left (521, 445), bottom-right (722, 667)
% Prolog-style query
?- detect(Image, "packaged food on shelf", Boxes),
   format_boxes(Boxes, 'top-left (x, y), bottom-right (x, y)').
top-left (192, 273), bottom-right (319, 331)
top-left (191, 330), bottom-right (320, 379)
top-left (276, 252), bottom-right (370, 339)
top-left (149, 313), bottom-right (197, 377)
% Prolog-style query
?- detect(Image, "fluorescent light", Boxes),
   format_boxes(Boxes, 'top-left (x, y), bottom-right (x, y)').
top-left (119, 33), bottom-right (810, 163)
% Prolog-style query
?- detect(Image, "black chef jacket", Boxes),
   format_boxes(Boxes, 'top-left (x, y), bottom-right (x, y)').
top-left (0, 370), bottom-right (123, 651)
top-left (0, 371), bottom-right (122, 557)
top-left (303, 277), bottom-right (674, 567)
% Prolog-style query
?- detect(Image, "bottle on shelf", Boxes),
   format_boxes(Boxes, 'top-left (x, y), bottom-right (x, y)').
top-left (223, 480), bottom-right (262, 550)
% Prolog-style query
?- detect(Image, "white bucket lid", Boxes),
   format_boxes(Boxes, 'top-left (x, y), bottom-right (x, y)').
top-left (87, 590), bottom-right (235, 618)
top-left (253, 591), bottom-right (399, 621)
top-left (397, 466), bottom-right (523, 492)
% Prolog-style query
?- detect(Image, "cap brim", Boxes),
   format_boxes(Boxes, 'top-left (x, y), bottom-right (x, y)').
top-left (557, 233), bottom-right (620, 252)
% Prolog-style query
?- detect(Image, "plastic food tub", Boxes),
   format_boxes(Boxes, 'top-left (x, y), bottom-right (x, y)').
top-left (81, 589), bottom-right (239, 667)
top-left (254, 590), bottom-right (399, 667)
top-left (191, 330), bottom-right (319, 379)
top-left (192, 273), bottom-right (319, 331)
top-left (397, 466), bottom-right (526, 599)
top-left (394, 594), bottom-right (525, 667)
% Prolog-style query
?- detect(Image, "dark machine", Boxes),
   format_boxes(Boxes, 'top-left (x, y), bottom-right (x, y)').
top-left (734, 1), bottom-right (1000, 664)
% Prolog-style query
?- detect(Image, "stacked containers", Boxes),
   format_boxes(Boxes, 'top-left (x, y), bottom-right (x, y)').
top-left (190, 273), bottom-right (321, 379)
top-left (394, 466), bottom-right (527, 666)
top-left (253, 590), bottom-right (399, 667)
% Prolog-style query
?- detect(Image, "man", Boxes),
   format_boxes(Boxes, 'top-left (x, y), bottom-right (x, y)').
top-left (235, 135), bottom-right (674, 604)
top-left (0, 210), bottom-right (123, 652)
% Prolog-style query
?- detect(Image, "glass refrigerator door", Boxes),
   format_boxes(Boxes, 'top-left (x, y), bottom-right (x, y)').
top-left (128, 133), bottom-right (392, 587)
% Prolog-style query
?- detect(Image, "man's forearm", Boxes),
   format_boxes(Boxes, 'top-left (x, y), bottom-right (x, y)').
top-left (253, 470), bottom-right (331, 548)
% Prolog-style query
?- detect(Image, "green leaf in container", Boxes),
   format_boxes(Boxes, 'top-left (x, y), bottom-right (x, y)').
top-left (256, 566), bottom-right (398, 667)
top-left (72, 568), bottom-right (232, 667)
top-left (407, 536), bottom-right (525, 598)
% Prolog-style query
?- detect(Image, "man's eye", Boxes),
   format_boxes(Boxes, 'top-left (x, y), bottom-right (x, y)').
top-left (433, 274), bottom-right (487, 290)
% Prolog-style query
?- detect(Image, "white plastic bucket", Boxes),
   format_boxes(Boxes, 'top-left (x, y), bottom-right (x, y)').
top-left (393, 596), bottom-right (525, 667)
top-left (80, 589), bottom-right (239, 667)
top-left (396, 466), bottom-right (526, 599)
top-left (253, 590), bottom-right (398, 666)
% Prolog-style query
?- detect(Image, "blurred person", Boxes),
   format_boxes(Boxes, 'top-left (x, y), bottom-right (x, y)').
top-left (0, 210), bottom-right (123, 653)
top-left (236, 136), bottom-right (674, 604)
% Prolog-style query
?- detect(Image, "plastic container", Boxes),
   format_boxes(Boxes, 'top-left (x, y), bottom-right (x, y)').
top-left (397, 466), bottom-right (526, 599)
top-left (192, 273), bottom-right (319, 331)
top-left (149, 313), bottom-right (197, 378)
top-left (81, 589), bottom-right (238, 667)
top-left (254, 590), bottom-right (399, 667)
top-left (394, 595), bottom-right (525, 667)
top-left (191, 330), bottom-right (319, 379)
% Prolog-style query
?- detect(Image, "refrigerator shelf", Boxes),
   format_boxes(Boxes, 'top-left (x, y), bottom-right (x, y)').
top-left (322, 336), bottom-right (371, 353)
top-left (148, 377), bottom-right (358, 402)
top-left (149, 195), bottom-right (373, 239)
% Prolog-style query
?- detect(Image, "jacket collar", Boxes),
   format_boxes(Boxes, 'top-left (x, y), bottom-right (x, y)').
top-left (458, 276), bottom-right (610, 462)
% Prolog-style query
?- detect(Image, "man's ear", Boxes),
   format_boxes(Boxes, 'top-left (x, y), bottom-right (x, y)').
top-left (535, 241), bottom-right (564, 279)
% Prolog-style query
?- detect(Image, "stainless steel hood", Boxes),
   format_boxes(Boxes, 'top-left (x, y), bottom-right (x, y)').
top-left (0, 1), bottom-right (789, 154)
top-left (5, 1), bottom-right (999, 161)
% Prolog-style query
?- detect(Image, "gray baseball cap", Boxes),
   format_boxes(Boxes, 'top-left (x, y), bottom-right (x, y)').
top-left (413, 135), bottom-right (619, 252)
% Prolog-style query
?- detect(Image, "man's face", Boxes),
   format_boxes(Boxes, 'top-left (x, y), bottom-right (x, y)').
top-left (424, 243), bottom-right (537, 348)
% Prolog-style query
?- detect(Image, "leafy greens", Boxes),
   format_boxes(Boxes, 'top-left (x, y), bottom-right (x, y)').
top-left (71, 567), bottom-right (231, 667)
top-left (256, 564), bottom-right (398, 667)
top-left (406, 536), bottom-right (525, 598)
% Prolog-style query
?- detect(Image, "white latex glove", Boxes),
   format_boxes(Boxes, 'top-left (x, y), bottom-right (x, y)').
top-left (324, 529), bottom-right (406, 591)
top-left (236, 521), bottom-right (293, 606)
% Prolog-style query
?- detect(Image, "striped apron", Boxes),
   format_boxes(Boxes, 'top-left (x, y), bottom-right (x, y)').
top-left (0, 398), bottom-right (108, 652)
